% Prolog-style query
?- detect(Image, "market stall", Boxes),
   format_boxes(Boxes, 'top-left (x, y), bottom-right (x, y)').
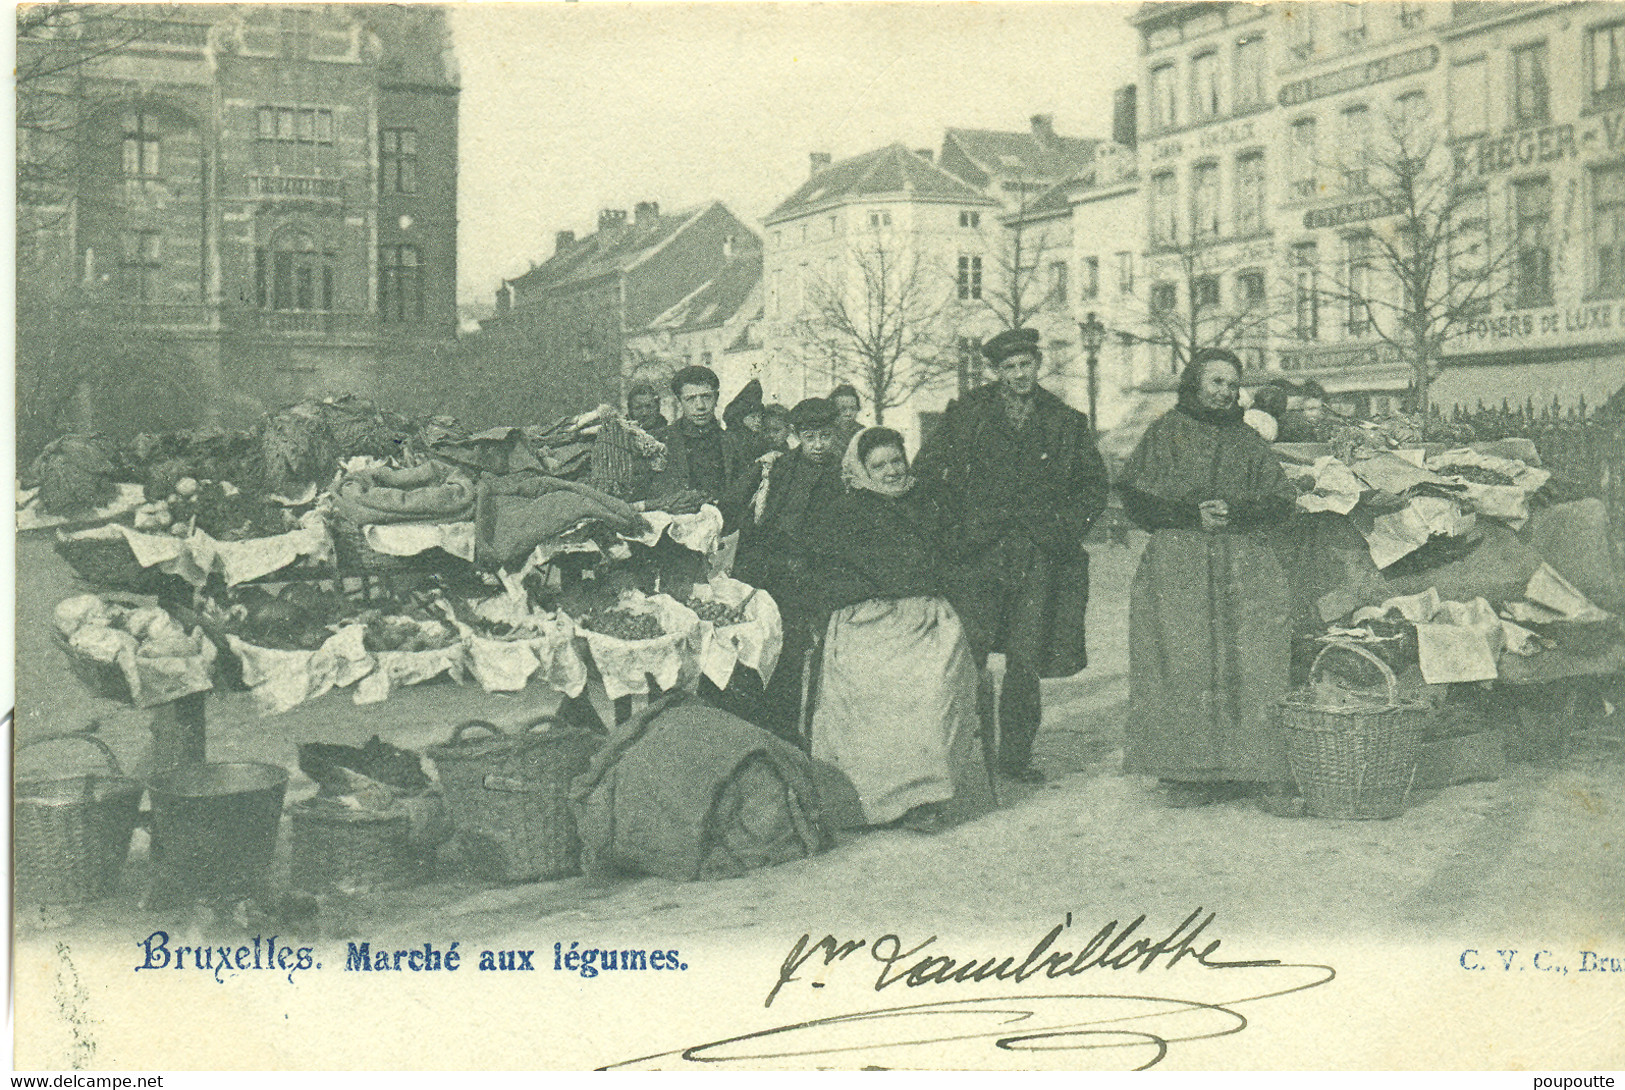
top-left (20, 395), bottom-right (799, 906)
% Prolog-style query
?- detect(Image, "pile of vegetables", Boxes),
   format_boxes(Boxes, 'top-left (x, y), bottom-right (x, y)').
top-left (574, 606), bottom-right (666, 641)
top-left (54, 594), bottom-right (204, 662)
top-left (135, 478), bottom-right (293, 540)
top-left (30, 436), bottom-right (118, 514)
top-left (354, 611), bottom-right (458, 654)
top-left (688, 599), bottom-right (748, 626)
top-left (203, 584), bottom-right (348, 651)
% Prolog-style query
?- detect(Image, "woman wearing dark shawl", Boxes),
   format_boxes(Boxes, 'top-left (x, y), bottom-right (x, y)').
top-left (806, 428), bottom-right (995, 833)
top-left (1118, 349), bottom-right (1301, 813)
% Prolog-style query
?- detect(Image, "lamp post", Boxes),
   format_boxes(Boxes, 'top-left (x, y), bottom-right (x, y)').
top-left (1078, 310), bottom-right (1107, 426)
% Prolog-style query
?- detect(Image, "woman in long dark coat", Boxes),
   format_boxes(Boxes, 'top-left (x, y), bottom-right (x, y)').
top-left (1117, 349), bottom-right (1301, 813)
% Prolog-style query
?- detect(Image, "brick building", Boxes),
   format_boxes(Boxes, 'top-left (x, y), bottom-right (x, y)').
top-left (16, 4), bottom-right (459, 436)
top-left (485, 201), bottom-right (760, 410)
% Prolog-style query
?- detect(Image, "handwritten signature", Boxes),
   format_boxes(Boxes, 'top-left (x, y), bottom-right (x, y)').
top-left (606, 908), bottom-right (1335, 1070)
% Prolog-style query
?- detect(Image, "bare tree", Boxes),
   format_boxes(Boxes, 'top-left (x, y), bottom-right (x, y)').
top-left (792, 239), bottom-right (956, 425)
top-left (980, 175), bottom-right (1066, 333)
top-left (1311, 103), bottom-right (1519, 414)
top-left (1134, 235), bottom-right (1278, 374)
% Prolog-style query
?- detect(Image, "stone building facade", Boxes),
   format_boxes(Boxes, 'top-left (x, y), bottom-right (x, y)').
top-left (16, 4), bottom-right (459, 434)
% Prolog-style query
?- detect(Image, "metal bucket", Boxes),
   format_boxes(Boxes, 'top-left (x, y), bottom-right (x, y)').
top-left (147, 762), bottom-right (288, 897)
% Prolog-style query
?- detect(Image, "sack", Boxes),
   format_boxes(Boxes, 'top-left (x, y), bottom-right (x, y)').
top-left (570, 698), bottom-right (828, 881)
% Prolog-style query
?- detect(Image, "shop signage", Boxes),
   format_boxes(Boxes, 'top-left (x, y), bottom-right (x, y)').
top-left (1278, 45), bottom-right (1438, 108)
top-left (1277, 343), bottom-right (1404, 372)
top-left (1303, 197), bottom-right (1399, 230)
top-left (1453, 109), bottom-right (1625, 180)
top-left (1450, 301), bottom-right (1620, 352)
top-left (1150, 118), bottom-right (1258, 162)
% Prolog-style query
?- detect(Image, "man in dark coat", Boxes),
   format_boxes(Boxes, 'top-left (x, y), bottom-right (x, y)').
top-left (914, 327), bottom-right (1110, 783)
top-left (644, 364), bottom-right (755, 530)
top-left (733, 397), bottom-right (847, 740)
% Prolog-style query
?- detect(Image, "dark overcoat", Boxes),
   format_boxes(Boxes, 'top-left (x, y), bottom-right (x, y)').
top-left (914, 383), bottom-right (1109, 676)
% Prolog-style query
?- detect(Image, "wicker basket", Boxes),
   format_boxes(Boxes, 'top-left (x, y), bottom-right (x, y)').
top-left (14, 733), bottom-right (145, 905)
top-left (289, 800), bottom-right (418, 893)
top-left (426, 718), bottom-right (601, 883)
top-left (329, 514), bottom-right (436, 573)
top-left (1278, 642), bottom-right (1433, 820)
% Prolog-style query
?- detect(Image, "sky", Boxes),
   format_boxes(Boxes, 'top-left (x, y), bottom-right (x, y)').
top-left (450, 2), bottom-right (1143, 313)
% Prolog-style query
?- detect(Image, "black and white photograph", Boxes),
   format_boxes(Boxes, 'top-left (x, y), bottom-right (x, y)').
top-left (10, 0), bottom-right (1625, 1074)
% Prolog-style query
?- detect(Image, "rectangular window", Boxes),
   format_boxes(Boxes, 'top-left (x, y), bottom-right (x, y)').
top-left (1191, 162), bottom-right (1220, 240)
top-left (1591, 23), bottom-right (1625, 108)
top-left (829, 214), bottom-right (839, 236)
top-left (1512, 42), bottom-right (1550, 126)
top-left (1235, 151), bottom-right (1266, 234)
top-left (1286, 2), bottom-right (1315, 59)
top-left (702, 351), bottom-right (714, 367)
top-left (1514, 178), bottom-right (1553, 308)
top-left (1234, 35), bottom-right (1266, 110)
top-left (1151, 171), bottom-right (1178, 245)
top-left (1193, 275), bottom-right (1220, 313)
top-left (1399, 1), bottom-right (1426, 28)
top-left (1116, 251), bottom-right (1134, 295)
top-left (957, 255), bottom-right (983, 300)
top-left (1594, 166), bottom-right (1625, 296)
top-left (868, 209), bottom-right (892, 228)
top-left (1191, 51), bottom-right (1220, 120)
top-left (120, 229), bottom-right (161, 300)
top-left (1050, 260), bottom-right (1068, 304)
top-left (1339, 2), bottom-right (1366, 44)
top-left (1237, 269), bottom-right (1266, 311)
top-left (122, 110), bottom-right (160, 179)
top-left (381, 128), bottom-right (418, 195)
top-left (255, 249), bottom-right (268, 308)
top-left (1150, 64), bottom-right (1178, 132)
top-left (1340, 105), bottom-right (1370, 192)
top-left (379, 244), bottom-right (424, 322)
top-left (1345, 233), bottom-right (1372, 335)
top-left (1452, 58), bottom-right (1490, 137)
top-left (1293, 242), bottom-right (1319, 340)
top-left (1290, 117), bottom-right (1317, 200)
top-left (274, 252), bottom-right (295, 310)
top-left (1150, 281), bottom-right (1177, 315)
top-left (1082, 255), bottom-right (1100, 300)
top-left (959, 210), bottom-right (981, 228)
top-left (260, 106), bottom-right (334, 144)
top-left (1450, 187), bottom-right (1491, 315)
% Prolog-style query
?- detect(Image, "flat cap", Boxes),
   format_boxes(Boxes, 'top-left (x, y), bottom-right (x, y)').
top-left (983, 327), bottom-right (1041, 364)
top-left (789, 397), bottom-right (838, 430)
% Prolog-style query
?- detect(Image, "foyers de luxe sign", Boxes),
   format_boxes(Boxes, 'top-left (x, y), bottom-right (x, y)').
top-left (1303, 196), bottom-right (1400, 230)
top-left (1277, 45), bottom-right (1439, 108)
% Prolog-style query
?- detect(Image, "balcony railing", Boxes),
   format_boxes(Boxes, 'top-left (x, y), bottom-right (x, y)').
top-left (249, 174), bottom-right (345, 200)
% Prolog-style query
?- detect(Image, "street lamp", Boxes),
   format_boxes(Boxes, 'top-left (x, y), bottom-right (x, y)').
top-left (1078, 310), bottom-right (1107, 426)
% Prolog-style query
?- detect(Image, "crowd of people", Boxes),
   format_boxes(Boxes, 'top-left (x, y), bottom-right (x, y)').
top-left (628, 330), bottom-right (1309, 832)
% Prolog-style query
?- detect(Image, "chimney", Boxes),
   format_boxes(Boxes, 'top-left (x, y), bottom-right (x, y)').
top-left (634, 200), bottom-right (660, 223)
top-left (597, 208), bottom-right (627, 231)
top-left (555, 229), bottom-right (575, 253)
top-left (914, 148), bottom-right (934, 163)
top-left (809, 151), bottom-right (832, 176)
top-left (1113, 84), bottom-right (1138, 148)
top-left (1030, 113), bottom-right (1056, 145)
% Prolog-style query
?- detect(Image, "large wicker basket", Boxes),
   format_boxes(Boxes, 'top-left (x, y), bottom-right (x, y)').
top-left (1278, 642), bottom-right (1433, 820)
top-left (14, 732), bottom-right (145, 905)
top-left (289, 800), bottom-right (418, 893)
top-left (329, 515), bottom-right (450, 574)
top-left (426, 718), bottom-right (601, 883)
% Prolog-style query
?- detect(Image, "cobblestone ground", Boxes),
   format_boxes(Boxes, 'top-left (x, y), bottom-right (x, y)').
top-left (14, 531), bottom-right (1623, 951)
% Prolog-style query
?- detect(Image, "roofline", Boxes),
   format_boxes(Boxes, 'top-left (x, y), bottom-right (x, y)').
top-left (641, 262), bottom-right (761, 336)
top-left (764, 189), bottom-right (999, 227)
top-left (624, 202), bottom-right (714, 273)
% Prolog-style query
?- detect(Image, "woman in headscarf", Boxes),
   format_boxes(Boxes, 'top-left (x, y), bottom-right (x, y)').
top-left (722, 379), bottom-right (771, 461)
top-left (806, 427), bottom-right (995, 833)
top-left (1117, 349), bottom-right (1302, 815)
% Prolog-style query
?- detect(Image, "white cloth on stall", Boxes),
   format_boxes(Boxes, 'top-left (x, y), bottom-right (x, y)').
top-left (362, 520), bottom-right (477, 562)
top-left (690, 576), bottom-right (783, 690)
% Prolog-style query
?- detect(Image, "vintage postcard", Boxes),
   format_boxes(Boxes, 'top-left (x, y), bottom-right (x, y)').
top-left (11, 0), bottom-right (1625, 1073)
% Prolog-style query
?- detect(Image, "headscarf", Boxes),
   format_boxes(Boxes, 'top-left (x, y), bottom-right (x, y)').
top-left (1175, 348), bottom-right (1246, 427)
top-left (841, 427), bottom-right (915, 498)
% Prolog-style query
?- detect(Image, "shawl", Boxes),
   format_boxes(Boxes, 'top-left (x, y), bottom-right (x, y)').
top-left (841, 427), bottom-right (916, 498)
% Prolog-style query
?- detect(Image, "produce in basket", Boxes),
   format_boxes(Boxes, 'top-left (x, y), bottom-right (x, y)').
top-left (575, 607), bottom-right (666, 641)
top-left (688, 598), bottom-right (749, 626)
top-left (1441, 465), bottom-right (1519, 487)
top-left (168, 480), bottom-right (290, 540)
top-left (361, 615), bottom-right (458, 654)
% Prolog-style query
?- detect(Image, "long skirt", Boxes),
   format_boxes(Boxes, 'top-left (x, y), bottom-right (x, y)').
top-left (1125, 528), bottom-right (1293, 783)
top-left (811, 596), bottom-right (994, 826)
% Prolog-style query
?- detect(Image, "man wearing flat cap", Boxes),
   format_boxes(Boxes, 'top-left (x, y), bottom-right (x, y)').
top-left (733, 397), bottom-right (848, 740)
top-left (915, 327), bottom-right (1110, 783)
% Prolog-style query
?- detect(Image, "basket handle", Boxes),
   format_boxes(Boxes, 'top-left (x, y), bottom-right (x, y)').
top-left (520, 715), bottom-right (567, 736)
top-left (1309, 640), bottom-right (1398, 707)
top-left (446, 719), bottom-right (505, 745)
top-left (16, 728), bottom-right (126, 778)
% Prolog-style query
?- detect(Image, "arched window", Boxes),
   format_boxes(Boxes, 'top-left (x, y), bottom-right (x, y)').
top-left (256, 229), bottom-right (334, 311)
